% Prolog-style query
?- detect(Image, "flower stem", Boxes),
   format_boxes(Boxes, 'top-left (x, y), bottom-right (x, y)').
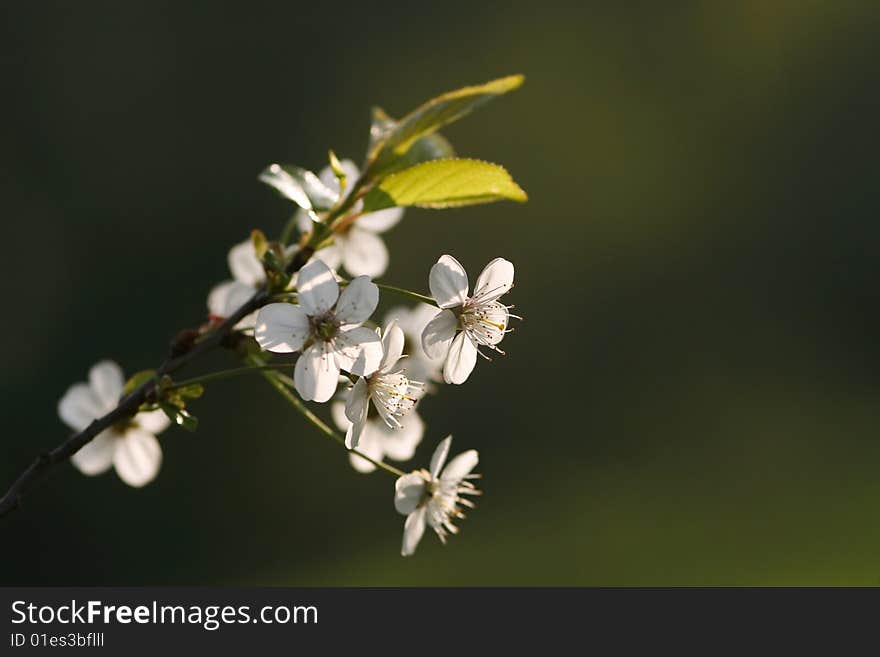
top-left (279, 213), bottom-right (300, 246)
top-left (339, 280), bottom-right (436, 306)
top-left (247, 355), bottom-right (405, 477)
top-left (167, 363), bottom-right (297, 391)
top-left (377, 283), bottom-right (437, 306)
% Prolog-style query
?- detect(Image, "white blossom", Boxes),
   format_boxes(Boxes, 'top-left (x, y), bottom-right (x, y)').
top-left (207, 240), bottom-right (266, 328)
top-left (294, 159), bottom-right (404, 278)
top-left (58, 360), bottom-right (169, 487)
top-left (343, 321), bottom-right (423, 449)
top-left (331, 401), bottom-right (423, 474)
top-left (207, 239), bottom-right (334, 329)
top-left (254, 259), bottom-right (382, 402)
top-left (421, 255), bottom-right (516, 384)
top-left (384, 303), bottom-right (445, 387)
top-left (394, 436), bottom-right (480, 556)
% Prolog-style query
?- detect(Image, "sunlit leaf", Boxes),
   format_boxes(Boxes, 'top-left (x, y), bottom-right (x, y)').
top-left (251, 229), bottom-right (268, 260)
top-left (362, 158), bottom-right (527, 211)
top-left (258, 164), bottom-right (338, 211)
top-left (175, 383), bottom-right (204, 399)
top-left (328, 150), bottom-right (348, 196)
top-left (367, 75), bottom-right (523, 175)
top-left (366, 107), bottom-right (455, 176)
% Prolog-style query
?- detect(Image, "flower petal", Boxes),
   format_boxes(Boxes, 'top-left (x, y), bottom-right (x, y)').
top-left (345, 419), bottom-right (367, 452)
top-left (89, 360), bottom-right (124, 409)
top-left (340, 227), bottom-right (389, 278)
top-left (294, 342), bottom-right (340, 402)
top-left (70, 429), bottom-right (116, 476)
top-left (443, 332), bottom-right (478, 384)
top-left (379, 321), bottom-right (405, 372)
top-left (441, 449), bottom-right (479, 484)
top-left (311, 242), bottom-right (342, 271)
top-left (356, 206), bottom-right (404, 233)
top-left (254, 303), bottom-right (310, 353)
top-left (227, 240), bottom-right (265, 287)
top-left (401, 506), bottom-right (427, 557)
top-left (207, 280), bottom-right (242, 316)
top-left (380, 410), bottom-right (424, 462)
top-left (420, 309), bottom-right (457, 360)
top-left (430, 435), bottom-right (452, 478)
top-left (344, 377), bottom-right (370, 448)
top-left (478, 301), bottom-right (510, 345)
top-left (429, 254), bottom-right (469, 309)
top-left (113, 428), bottom-right (162, 487)
top-left (296, 259), bottom-right (339, 316)
top-left (58, 383), bottom-right (104, 431)
top-left (395, 472), bottom-right (426, 515)
top-left (330, 400), bottom-right (352, 431)
top-left (348, 429), bottom-right (384, 473)
top-left (384, 303), bottom-right (436, 340)
top-left (334, 326), bottom-right (383, 376)
top-left (472, 257), bottom-right (514, 303)
top-left (137, 408), bottom-right (172, 435)
top-left (295, 207), bottom-right (314, 234)
top-left (335, 275), bottom-right (379, 326)
top-left (208, 280), bottom-right (256, 328)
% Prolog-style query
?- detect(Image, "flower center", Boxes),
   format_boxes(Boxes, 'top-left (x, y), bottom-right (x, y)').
top-left (311, 313), bottom-right (340, 342)
top-left (112, 418), bottom-right (137, 435)
top-left (369, 372), bottom-right (422, 429)
top-left (459, 299), bottom-right (510, 351)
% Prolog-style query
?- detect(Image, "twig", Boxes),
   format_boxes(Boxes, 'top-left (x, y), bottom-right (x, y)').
top-left (0, 246), bottom-right (315, 518)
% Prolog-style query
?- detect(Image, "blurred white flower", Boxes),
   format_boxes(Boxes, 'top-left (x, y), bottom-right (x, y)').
top-left (421, 255), bottom-right (516, 384)
top-left (254, 260), bottom-right (382, 402)
top-left (207, 240), bottom-right (336, 329)
top-left (58, 360), bottom-right (170, 487)
top-left (207, 240), bottom-right (265, 328)
top-left (384, 303), bottom-right (445, 387)
top-left (394, 436), bottom-right (480, 556)
top-left (343, 322), bottom-right (423, 449)
top-left (331, 402), bottom-right (423, 474)
top-left (295, 159), bottom-right (404, 278)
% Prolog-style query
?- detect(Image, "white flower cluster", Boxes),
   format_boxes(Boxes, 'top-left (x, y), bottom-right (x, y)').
top-left (58, 361), bottom-right (168, 487)
top-left (58, 154), bottom-right (519, 556)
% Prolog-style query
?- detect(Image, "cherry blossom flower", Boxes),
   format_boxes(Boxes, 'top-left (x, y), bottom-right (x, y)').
top-left (58, 360), bottom-right (170, 487)
top-left (421, 255), bottom-right (516, 384)
top-left (254, 259), bottom-right (382, 402)
top-left (294, 159), bottom-right (404, 278)
top-left (331, 401), bottom-right (423, 474)
top-left (384, 303), bottom-right (445, 387)
top-left (207, 239), bottom-right (265, 328)
top-left (343, 321), bottom-right (423, 449)
top-left (394, 436), bottom-right (480, 556)
top-left (207, 239), bottom-right (334, 329)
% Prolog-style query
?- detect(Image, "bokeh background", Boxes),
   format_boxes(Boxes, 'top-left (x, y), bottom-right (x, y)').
top-left (2, 1), bottom-right (880, 585)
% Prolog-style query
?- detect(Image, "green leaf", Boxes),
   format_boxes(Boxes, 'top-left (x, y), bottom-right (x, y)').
top-left (366, 106), bottom-right (455, 176)
top-left (251, 229), bottom-right (268, 260)
top-left (362, 158), bottom-right (527, 212)
top-left (159, 402), bottom-right (198, 432)
top-left (122, 370), bottom-right (157, 397)
top-left (258, 164), bottom-right (338, 211)
top-left (367, 75), bottom-right (523, 175)
top-left (328, 150), bottom-right (348, 195)
top-left (367, 106), bottom-right (397, 153)
top-left (175, 383), bottom-right (204, 399)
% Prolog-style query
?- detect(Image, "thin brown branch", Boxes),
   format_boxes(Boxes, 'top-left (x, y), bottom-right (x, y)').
top-left (0, 245), bottom-right (315, 518)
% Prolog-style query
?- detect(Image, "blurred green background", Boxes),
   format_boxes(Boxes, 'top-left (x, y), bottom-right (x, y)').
top-left (2, 1), bottom-right (880, 585)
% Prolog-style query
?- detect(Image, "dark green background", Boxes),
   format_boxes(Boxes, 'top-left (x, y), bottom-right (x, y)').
top-left (2, 1), bottom-right (879, 584)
